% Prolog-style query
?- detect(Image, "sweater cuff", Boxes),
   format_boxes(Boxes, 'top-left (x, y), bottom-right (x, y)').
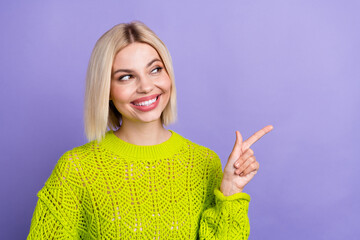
top-left (214, 188), bottom-right (251, 202)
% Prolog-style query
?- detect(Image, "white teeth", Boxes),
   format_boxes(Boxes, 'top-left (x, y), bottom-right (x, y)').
top-left (134, 97), bottom-right (157, 106)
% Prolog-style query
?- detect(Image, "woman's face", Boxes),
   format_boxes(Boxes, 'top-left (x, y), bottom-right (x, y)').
top-left (110, 42), bottom-right (171, 125)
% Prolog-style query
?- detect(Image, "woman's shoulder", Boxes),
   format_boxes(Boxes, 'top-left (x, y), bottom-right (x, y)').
top-left (174, 131), bottom-right (220, 159)
top-left (59, 140), bottom-right (97, 162)
top-left (52, 138), bottom-right (106, 176)
top-left (43, 140), bottom-right (103, 189)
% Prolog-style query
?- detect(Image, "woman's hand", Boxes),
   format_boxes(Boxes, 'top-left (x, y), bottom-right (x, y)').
top-left (220, 125), bottom-right (273, 196)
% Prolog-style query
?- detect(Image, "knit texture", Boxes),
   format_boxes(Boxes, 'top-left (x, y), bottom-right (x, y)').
top-left (27, 130), bottom-right (250, 239)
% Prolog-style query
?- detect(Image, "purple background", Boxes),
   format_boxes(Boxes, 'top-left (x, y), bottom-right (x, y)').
top-left (1, 0), bottom-right (359, 239)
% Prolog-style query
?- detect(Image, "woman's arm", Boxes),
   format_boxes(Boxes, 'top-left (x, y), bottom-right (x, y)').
top-left (199, 126), bottom-right (273, 239)
top-left (199, 152), bottom-right (250, 240)
top-left (27, 199), bottom-right (71, 240)
top-left (27, 150), bottom-right (84, 239)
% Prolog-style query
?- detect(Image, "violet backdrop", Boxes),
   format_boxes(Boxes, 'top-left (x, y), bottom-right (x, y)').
top-left (0, 0), bottom-right (359, 239)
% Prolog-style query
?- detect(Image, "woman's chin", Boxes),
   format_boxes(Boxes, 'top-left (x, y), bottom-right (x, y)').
top-left (123, 113), bottom-right (163, 125)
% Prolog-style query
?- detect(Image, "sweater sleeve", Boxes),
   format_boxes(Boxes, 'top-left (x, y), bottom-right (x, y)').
top-left (199, 151), bottom-right (251, 240)
top-left (27, 151), bottom-right (84, 239)
top-left (27, 198), bottom-right (72, 239)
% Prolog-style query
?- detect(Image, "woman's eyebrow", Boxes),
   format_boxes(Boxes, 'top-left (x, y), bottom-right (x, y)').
top-left (113, 58), bottom-right (162, 75)
top-left (146, 58), bottom-right (161, 67)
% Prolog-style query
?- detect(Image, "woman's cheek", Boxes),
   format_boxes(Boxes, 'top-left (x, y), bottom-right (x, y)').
top-left (162, 76), bottom-right (172, 92)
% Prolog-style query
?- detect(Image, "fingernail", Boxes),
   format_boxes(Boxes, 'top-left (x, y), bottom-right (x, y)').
top-left (240, 173), bottom-right (244, 176)
top-left (235, 162), bottom-right (240, 167)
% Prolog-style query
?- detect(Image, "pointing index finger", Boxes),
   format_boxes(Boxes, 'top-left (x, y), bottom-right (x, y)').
top-left (242, 125), bottom-right (274, 151)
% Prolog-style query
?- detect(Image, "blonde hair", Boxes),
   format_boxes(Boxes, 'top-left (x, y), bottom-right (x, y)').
top-left (84, 21), bottom-right (177, 142)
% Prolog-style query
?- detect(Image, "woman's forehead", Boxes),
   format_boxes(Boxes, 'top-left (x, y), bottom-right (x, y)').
top-left (113, 43), bottom-right (161, 69)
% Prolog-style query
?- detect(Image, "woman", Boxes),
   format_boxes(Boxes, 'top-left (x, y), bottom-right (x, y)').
top-left (27, 21), bottom-right (273, 239)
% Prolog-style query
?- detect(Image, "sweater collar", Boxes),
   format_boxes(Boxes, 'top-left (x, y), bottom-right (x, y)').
top-left (100, 130), bottom-right (186, 159)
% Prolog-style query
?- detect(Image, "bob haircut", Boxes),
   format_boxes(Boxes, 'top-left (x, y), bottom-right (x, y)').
top-left (84, 21), bottom-right (177, 142)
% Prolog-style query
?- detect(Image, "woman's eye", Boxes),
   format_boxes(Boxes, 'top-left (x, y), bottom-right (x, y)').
top-left (119, 75), bottom-right (132, 81)
top-left (151, 67), bottom-right (163, 74)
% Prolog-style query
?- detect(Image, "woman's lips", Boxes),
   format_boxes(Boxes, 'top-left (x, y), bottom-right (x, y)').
top-left (131, 94), bottom-right (160, 105)
top-left (131, 94), bottom-right (161, 112)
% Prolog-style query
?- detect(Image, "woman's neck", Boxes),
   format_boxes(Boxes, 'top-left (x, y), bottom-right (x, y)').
top-left (114, 119), bottom-right (171, 146)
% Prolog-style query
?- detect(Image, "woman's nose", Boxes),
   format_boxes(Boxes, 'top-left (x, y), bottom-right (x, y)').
top-left (137, 75), bottom-right (154, 93)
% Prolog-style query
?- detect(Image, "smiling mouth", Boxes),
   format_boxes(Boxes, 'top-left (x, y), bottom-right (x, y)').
top-left (131, 95), bottom-right (160, 106)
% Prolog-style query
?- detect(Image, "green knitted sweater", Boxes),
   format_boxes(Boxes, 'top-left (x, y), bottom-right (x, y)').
top-left (27, 130), bottom-right (250, 239)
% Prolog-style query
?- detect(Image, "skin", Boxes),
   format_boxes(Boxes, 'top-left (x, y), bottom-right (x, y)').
top-left (110, 42), bottom-right (274, 196)
top-left (221, 125), bottom-right (274, 196)
top-left (110, 42), bottom-right (172, 146)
